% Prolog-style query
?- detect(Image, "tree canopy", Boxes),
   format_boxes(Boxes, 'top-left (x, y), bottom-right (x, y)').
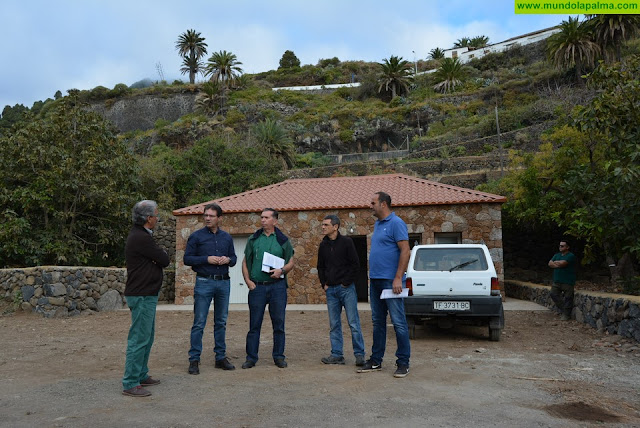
top-left (0, 93), bottom-right (139, 267)
top-left (484, 56), bottom-right (640, 283)
top-left (547, 16), bottom-right (601, 84)
top-left (377, 55), bottom-right (413, 99)
top-left (176, 29), bottom-right (208, 84)
top-left (279, 50), bottom-right (301, 69)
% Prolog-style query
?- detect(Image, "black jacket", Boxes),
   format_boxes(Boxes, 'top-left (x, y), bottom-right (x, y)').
top-left (124, 225), bottom-right (170, 296)
top-left (317, 233), bottom-right (359, 288)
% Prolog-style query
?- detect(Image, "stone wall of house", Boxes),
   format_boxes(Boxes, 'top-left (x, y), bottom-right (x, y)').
top-left (175, 203), bottom-right (503, 304)
top-left (0, 267), bottom-right (175, 317)
top-left (505, 280), bottom-right (640, 342)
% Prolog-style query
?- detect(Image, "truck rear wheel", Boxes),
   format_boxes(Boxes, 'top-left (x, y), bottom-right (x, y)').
top-left (407, 317), bottom-right (416, 340)
top-left (488, 305), bottom-right (505, 341)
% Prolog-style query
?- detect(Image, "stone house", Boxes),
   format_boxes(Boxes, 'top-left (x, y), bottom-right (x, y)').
top-left (172, 174), bottom-right (506, 305)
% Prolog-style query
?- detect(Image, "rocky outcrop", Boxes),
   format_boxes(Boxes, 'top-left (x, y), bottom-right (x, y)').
top-left (88, 93), bottom-right (197, 132)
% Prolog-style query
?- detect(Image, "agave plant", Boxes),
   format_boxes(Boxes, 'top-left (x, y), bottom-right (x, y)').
top-left (195, 81), bottom-right (221, 116)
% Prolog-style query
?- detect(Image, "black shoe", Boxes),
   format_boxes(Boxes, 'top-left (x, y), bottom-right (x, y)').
top-left (188, 360), bottom-right (199, 375)
top-left (241, 359), bottom-right (256, 369)
top-left (394, 365), bottom-right (409, 378)
top-left (355, 355), bottom-right (366, 367)
top-left (321, 356), bottom-right (345, 365)
top-left (357, 359), bottom-right (382, 373)
top-left (215, 357), bottom-right (236, 370)
top-left (274, 359), bottom-right (288, 368)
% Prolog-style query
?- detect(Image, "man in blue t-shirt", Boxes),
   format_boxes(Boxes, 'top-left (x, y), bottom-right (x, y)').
top-left (548, 239), bottom-right (577, 321)
top-left (357, 192), bottom-right (411, 378)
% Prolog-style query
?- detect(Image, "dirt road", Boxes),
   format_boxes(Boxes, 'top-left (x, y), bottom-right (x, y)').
top-left (1, 302), bottom-right (639, 427)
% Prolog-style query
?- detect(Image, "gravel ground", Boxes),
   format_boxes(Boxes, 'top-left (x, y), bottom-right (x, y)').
top-left (0, 301), bottom-right (639, 428)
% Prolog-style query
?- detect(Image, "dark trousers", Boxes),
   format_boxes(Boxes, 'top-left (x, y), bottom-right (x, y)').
top-left (246, 279), bottom-right (287, 363)
top-left (550, 282), bottom-right (574, 316)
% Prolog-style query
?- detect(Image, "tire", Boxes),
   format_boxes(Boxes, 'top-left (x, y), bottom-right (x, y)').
top-left (407, 317), bottom-right (416, 340)
top-left (489, 327), bottom-right (502, 341)
top-left (488, 304), bottom-right (505, 342)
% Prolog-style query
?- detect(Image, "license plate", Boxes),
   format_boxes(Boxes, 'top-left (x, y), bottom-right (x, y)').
top-left (434, 301), bottom-right (470, 311)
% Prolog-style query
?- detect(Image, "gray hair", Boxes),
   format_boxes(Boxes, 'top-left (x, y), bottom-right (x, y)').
top-left (132, 200), bottom-right (158, 226)
top-left (324, 214), bottom-right (340, 227)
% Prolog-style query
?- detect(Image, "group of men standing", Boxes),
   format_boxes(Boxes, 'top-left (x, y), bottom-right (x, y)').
top-left (121, 191), bottom-right (412, 397)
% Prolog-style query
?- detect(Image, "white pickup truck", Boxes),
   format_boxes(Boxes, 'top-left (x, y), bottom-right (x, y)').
top-left (404, 244), bottom-right (504, 341)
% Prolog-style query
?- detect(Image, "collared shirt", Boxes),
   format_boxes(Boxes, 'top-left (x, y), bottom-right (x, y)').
top-left (369, 212), bottom-right (409, 279)
top-left (183, 227), bottom-right (237, 276)
top-left (246, 230), bottom-right (293, 282)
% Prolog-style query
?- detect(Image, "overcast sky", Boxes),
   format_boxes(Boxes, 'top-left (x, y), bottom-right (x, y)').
top-left (0, 0), bottom-right (571, 110)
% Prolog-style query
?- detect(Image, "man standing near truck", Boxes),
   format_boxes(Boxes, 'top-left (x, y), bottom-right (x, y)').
top-left (358, 191), bottom-right (411, 378)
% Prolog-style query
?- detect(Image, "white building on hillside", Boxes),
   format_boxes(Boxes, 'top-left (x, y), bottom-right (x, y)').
top-left (443, 26), bottom-right (560, 63)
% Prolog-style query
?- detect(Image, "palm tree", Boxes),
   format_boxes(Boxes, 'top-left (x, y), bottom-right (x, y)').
top-left (204, 50), bottom-right (243, 88)
top-left (546, 17), bottom-right (601, 84)
top-left (453, 37), bottom-right (471, 48)
top-left (175, 29), bottom-right (208, 84)
top-left (252, 118), bottom-right (296, 169)
top-left (469, 35), bottom-right (489, 48)
top-left (432, 57), bottom-right (467, 93)
top-left (429, 48), bottom-right (445, 60)
top-left (377, 55), bottom-right (413, 99)
top-left (585, 14), bottom-right (640, 62)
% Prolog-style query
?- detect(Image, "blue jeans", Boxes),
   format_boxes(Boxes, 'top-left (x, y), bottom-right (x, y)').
top-left (326, 283), bottom-right (365, 358)
top-left (246, 279), bottom-right (287, 363)
top-left (189, 277), bottom-right (231, 362)
top-left (122, 295), bottom-right (158, 390)
top-left (369, 279), bottom-right (411, 367)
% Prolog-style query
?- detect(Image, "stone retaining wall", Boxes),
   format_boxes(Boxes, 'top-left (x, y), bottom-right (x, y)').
top-left (0, 267), bottom-right (175, 318)
top-left (505, 280), bottom-right (640, 342)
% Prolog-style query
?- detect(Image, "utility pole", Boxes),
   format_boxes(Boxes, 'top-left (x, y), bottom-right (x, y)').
top-left (412, 50), bottom-right (418, 76)
top-left (495, 100), bottom-right (504, 177)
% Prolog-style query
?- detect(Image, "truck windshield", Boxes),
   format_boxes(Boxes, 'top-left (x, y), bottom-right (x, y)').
top-left (413, 248), bottom-right (488, 271)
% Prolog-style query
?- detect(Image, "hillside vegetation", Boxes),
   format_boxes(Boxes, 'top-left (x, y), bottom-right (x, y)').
top-left (1, 17), bottom-right (639, 291)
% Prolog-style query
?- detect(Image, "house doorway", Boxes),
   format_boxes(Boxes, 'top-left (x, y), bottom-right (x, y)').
top-left (351, 236), bottom-right (369, 302)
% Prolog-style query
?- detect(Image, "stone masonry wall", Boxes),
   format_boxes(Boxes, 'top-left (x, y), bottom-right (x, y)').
top-left (0, 267), bottom-right (175, 318)
top-left (175, 203), bottom-right (503, 304)
top-left (505, 280), bottom-right (640, 342)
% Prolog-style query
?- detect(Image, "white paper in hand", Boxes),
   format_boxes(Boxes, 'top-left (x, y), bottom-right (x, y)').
top-left (380, 288), bottom-right (409, 299)
top-left (262, 252), bottom-right (285, 278)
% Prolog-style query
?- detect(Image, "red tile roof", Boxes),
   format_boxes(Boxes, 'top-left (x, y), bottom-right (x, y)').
top-left (172, 174), bottom-right (506, 216)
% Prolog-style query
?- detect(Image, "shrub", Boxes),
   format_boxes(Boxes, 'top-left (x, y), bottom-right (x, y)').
top-left (223, 108), bottom-right (246, 127)
top-left (109, 83), bottom-right (130, 98)
top-left (89, 85), bottom-right (110, 100)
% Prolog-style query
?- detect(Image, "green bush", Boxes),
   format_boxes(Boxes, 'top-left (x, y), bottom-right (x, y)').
top-left (224, 108), bottom-right (247, 127)
top-left (109, 83), bottom-right (130, 98)
top-left (89, 85), bottom-right (110, 100)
